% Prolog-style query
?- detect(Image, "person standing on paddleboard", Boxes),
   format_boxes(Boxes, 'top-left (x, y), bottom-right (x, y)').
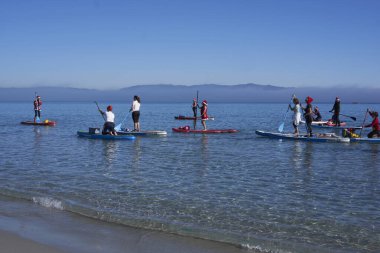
top-left (365, 111), bottom-right (380, 138)
top-left (130, 95), bottom-right (141, 132)
top-left (200, 100), bottom-right (208, 130)
top-left (330, 97), bottom-right (341, 126)
top-left (289, 98), bottom-right (301, 136)
top-left (99, 105), bottom-right (117, 135)
top-left (33, 95), bottom-right (42, 123)
top-left (192, 98), bottom-right (198, 117)
top-left (303, 96), bottom-right (314, 137)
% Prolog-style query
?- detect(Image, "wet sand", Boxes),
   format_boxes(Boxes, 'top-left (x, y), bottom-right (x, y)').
top-left (0, 196), bottom-right (251, 253)
top-left (1, 230), bottom-right (67, 253)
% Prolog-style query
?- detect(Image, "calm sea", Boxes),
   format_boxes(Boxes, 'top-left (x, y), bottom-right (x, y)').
top-left (0, 102), bottom-right (379, 253)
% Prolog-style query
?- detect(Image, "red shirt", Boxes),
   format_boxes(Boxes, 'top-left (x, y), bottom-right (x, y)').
top-left (366, 117), bottom-right (379, 131)
top-left (200, 105), bottom-right (208, 119)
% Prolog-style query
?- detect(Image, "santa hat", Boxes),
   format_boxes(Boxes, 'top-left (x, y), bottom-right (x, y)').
top-left (305, 96), bottom-right (313, 104)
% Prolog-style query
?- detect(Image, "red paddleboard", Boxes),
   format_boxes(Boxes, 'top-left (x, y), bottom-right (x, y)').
top-left (172, 126), bottom-right (237, 134)
top-left (21, 121), bottom-right (56, 126)
top-left (174, 115), bottom-right (215, 120)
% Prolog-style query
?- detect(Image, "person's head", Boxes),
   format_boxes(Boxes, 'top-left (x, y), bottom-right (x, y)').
top-left (293, 98), bottom-right (299, 105)
top-left (202, 100), bottom-right (207, 106)
top-left (369, 111), bottom-right (378, 118)
top-left (134, 95), bottom-right (140, 103)
top-left (107, 105), bottom-right (112, 111)
top-left (336, 97), bottom-right (340, 102)
top-left (305, 96), bottom-right (313, 104)
top-left (36, 96), bottom-right (41, 100)
top-left (314, 106), bottom-right (319, 111)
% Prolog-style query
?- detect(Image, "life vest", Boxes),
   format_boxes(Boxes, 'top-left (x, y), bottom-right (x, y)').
top-left (34, 99), bottom-right (42, 110)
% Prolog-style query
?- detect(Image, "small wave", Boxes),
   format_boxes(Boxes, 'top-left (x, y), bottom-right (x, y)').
top-left (241, 243), bottom-right (293, 253)
top-left (32, 196), bottom-right (64, 210)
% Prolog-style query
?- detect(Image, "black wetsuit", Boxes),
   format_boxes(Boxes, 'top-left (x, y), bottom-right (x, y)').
top-left (304, 104), bottom-right (313, 136)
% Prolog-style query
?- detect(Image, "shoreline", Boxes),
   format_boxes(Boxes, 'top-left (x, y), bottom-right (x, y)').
top-left (0, 195), bottom-right (251, 253)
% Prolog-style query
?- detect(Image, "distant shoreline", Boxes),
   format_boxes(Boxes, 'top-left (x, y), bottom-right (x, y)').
top-left (0, 84), bottom-right (379, 103)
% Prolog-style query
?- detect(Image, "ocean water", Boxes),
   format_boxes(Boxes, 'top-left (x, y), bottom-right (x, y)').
top-left (0, 102), bottom-right (379, 253)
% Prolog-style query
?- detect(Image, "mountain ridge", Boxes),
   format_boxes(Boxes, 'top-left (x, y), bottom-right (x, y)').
top-left (0, 83), bottom-right (378, 103)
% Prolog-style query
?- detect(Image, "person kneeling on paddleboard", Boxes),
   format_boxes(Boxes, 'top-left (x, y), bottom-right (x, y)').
top-left (99, 105), bottom-right (117, 135)
top-left (313, 106), bottom-right (322, 121)
top-left (200, 100), bottom-right (208, 130)
top-left (365, 111), bottom-right (380, 138)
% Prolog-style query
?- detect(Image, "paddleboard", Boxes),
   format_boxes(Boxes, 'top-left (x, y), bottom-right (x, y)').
top-left (255, 130), bottom-right (350, 143)
top-left (301, 120), bottom-right (361, 130)
top-left (77, 130), bottom-right (135, 140)
top-left (350, 137), bottom-right (380, 143)
top-left (117, 130), bottom-right (167, 136)
top-left (174, 115), bottom-right (215, 120)
top-left (21, 120), bottom-right (56, 126)
top-left (172, 127), bottom-right (237, 133)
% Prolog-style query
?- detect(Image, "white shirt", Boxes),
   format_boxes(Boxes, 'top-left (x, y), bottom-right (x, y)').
top-left (293, 104), bottom-right (301, 125)
top-left (105, 111), bottom-right (115, 123)
top-left (132, 100), bottom-right (140, 112)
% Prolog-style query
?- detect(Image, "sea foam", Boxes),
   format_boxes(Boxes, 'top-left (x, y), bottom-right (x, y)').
top-left (32, 196), bottom-right (64, 210)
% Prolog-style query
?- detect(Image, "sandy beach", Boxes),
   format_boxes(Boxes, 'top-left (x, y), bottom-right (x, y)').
top-left (0, 196), bottom-right (249, 253)
top-left (1, 230), bottom-right (67, 253)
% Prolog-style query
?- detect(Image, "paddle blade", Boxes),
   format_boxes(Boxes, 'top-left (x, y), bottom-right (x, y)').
top-left (278, 122), bottom-right (285, 132)
top-left (351, 116), bottom-right (357, 121)
top-left (114, 123), bottom-right (122, 131)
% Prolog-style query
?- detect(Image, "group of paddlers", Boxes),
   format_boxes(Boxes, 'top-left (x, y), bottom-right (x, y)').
top-left (33, 94), bottom-right (141, 135)
top-left (288, 96), bottom-right (379, 138)
top-left (32, 94), bottom-right (379, 138)
top-left (97, 95), bottom-right (141, 135)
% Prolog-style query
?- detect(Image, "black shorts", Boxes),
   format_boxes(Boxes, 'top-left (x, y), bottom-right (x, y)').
top-left (102, 122), bottom-right (115, 134)
top-left (132, 111), bottom-right (140, 123)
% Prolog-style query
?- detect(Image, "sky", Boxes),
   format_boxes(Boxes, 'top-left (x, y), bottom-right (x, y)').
top-left (0, 0), bottom-right (379, 89)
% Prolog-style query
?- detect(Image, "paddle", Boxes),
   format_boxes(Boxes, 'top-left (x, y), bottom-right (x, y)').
top-left (359, 109), bottom-right (369, 137)
top-left (339, 113), bottom-right (356, 121)
top-left (94, 101), bottom-right (106, 121)
top-left (114, 113), bottom-right (129, 131)
top-left (34, 92), bottom-right (41, 123)
top-left (278, 94), bottom-right (295, 132)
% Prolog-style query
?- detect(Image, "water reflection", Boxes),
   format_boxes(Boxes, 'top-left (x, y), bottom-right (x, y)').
top-left (32, 127), bottom-right (43, 166)
top-left (197, 134), bottom-right (209, 176)
top-left (103, 140), bottom-right (118, 166)
top-left (132, 137), bottom-right (142, 169)
top-left (290, 142), bottom-right (313, 170)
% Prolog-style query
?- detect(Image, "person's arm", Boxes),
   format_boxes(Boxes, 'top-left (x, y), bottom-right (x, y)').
top-left (329, 103), bottom-right (335, 113)
top-left (365, 119), bottom-right (375, 128)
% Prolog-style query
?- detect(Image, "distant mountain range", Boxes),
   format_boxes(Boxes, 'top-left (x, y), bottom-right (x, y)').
top-left (0, 83), bottom-right (378, 103)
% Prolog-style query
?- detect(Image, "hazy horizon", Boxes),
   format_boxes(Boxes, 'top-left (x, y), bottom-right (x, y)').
top-left (1, 84), bottom-right (379, 103)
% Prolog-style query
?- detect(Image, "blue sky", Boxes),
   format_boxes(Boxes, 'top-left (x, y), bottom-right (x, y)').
top-left (0, 0), bottom-right (379, 89)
